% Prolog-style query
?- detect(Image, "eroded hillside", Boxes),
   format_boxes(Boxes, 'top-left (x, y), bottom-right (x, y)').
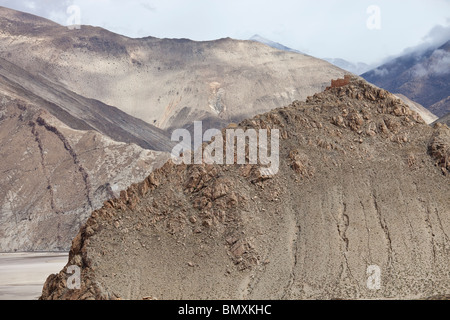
top-left (0, 6), bottom-right (348, 132)
top-left (0, 96), bottom-right (169, 251)
top-left (41, 78), bottom-right (450, 300)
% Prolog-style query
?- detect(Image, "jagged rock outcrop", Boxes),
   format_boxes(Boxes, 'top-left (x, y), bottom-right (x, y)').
top-left (41, 78), bottom-right (450, 300)
top-left (394, 94), bottom-right (438, 125)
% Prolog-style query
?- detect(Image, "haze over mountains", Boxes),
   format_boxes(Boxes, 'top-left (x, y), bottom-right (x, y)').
top-left (363, 40), bottom-right (450, 118)
top-left (248, 34), bottom-right (372, 75)
top-left (323, 58), bottom-right (372, 76)
top-left (247, 33), bottom-right (442, 125)
top-left (248, 32), bottom-right (449, 123)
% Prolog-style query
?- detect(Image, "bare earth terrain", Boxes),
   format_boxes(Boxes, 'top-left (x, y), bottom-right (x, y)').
top-left (0, 96), bottom-right (170, 251)
top-left (41, 78), bottom-right (450, 300)
top-left (0, 252), bottom-right (67, 300)
top-left (363, 40), bottom-right (450, 118)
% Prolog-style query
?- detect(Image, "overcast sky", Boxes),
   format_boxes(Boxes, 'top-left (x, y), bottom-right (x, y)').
top-left (1, 0), bottom-right (449, 65)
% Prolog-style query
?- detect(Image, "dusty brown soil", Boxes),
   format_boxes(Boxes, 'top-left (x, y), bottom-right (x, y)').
top-left (41, 78), bottom-right (450, 300)
top-left (0, 6), bottom-right (348, 132)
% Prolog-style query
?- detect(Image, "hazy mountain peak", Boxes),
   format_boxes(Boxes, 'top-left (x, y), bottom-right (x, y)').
top-left (323, 58), bottom-right (372, 75)
top-left (0, 8), bottom-right (346, 134)
top-left (41, 77), bottom-right (450, 300)
top-left (249, 34), bottom-right (303, 54)
top-left (363, 37), bottom-right (450, 117)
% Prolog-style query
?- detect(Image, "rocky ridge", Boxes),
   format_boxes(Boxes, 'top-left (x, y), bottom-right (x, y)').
top-left (41, 77), bottom-right (450, 300)
top-left (362, 40), bottom-right (450, 118)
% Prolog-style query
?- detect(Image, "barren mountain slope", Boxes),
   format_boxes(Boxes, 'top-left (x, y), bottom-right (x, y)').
top-left (41, 78), bottom-right (450, 300)
top-left (0, 57), bottom-right (173, 152)
top-left (0, 6), bottom-right (348, 131)
top-left (0, 94), bottom-right (170, 251)
top-left (394, 94), bottom-right (438, 125)
top-left (430, 96), bottom-right (450, 118)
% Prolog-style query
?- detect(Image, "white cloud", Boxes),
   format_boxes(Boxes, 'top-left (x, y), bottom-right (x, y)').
top-left (411, 49), bottom-right (450, 77)
top-left (400, 22), bottom-right (450, 57)
top-left (429, 49), bottom-right (450, 74)
top-left (373, 68), bottom-right (390, 77)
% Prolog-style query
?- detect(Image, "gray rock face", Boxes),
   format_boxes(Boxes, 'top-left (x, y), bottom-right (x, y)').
top-left (0, 96), bottom-right (169, 251)
top-left (41, 79), bottom-right (450, 300)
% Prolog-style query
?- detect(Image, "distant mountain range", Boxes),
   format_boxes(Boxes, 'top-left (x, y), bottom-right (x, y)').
top-left (362, 40), bottom-right (450, 118)
top-left (323, 58), bottom-right (372, 75)
top-left (0, 6), bottom-right (348, 251)
top-left (0, 9), bottom-right (347, 133)
top-left (249, 34), bottom-right (304, 54)
top-left (249, 35), bottom-right (374, 75)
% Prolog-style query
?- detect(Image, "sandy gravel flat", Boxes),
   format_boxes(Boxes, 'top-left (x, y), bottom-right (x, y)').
top-left (0, 252), bottom-right (68, 300)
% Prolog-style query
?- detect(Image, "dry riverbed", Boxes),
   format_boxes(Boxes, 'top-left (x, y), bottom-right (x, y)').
top-left (0, 252), bottom-right (68, 300)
